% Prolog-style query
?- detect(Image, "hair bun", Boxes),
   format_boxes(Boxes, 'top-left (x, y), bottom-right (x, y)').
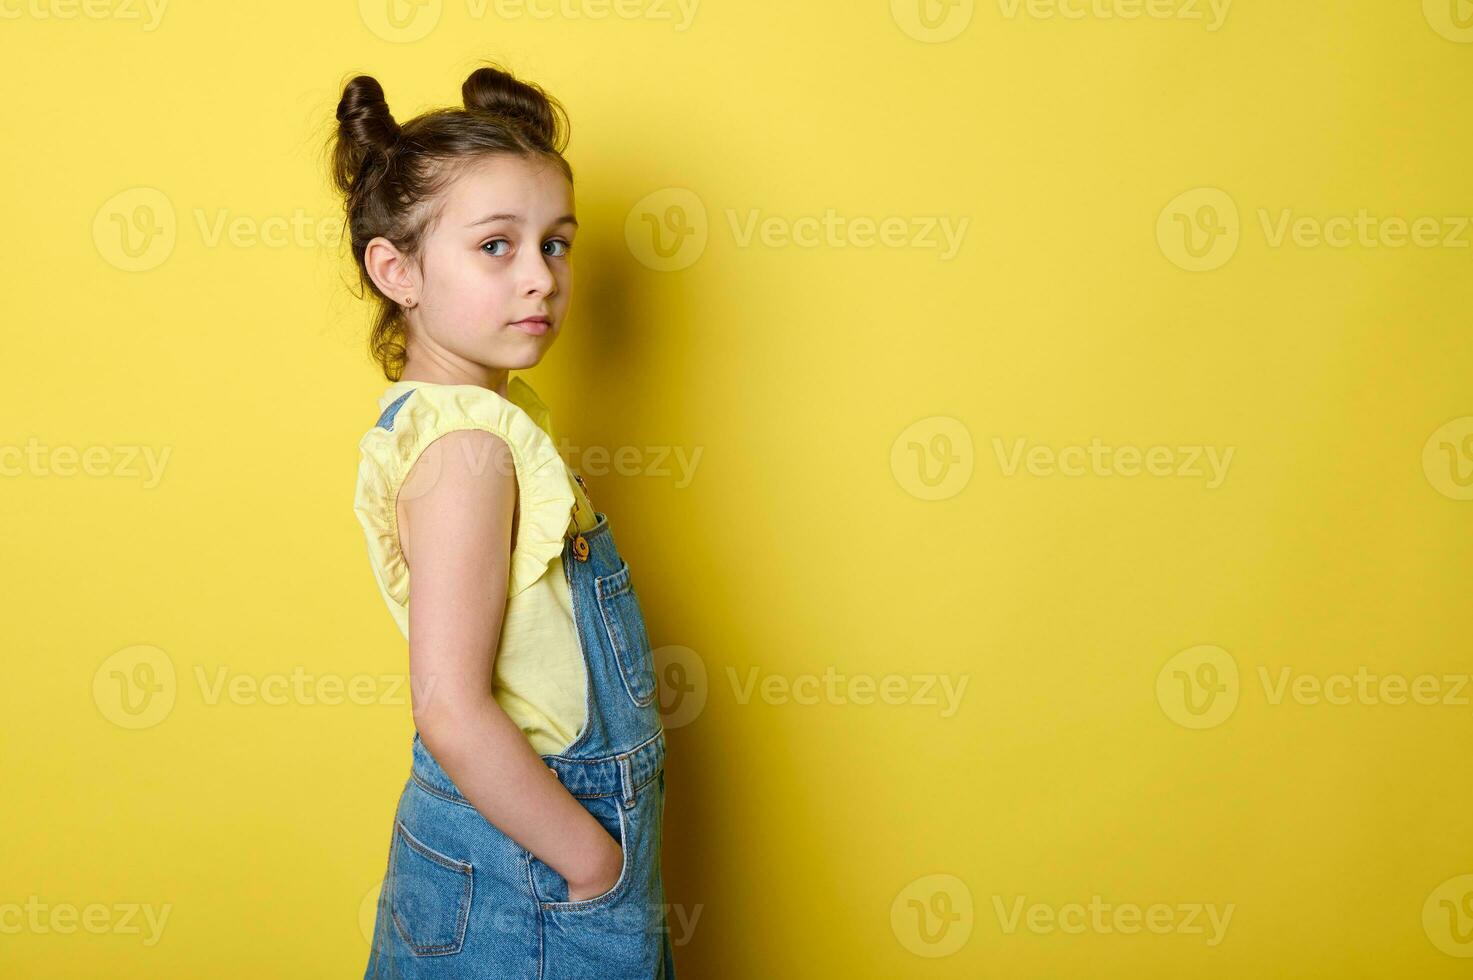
top-left (331, 74), bottom-right (401, 194)
top-left (461, 65), bottom-right (567, 153)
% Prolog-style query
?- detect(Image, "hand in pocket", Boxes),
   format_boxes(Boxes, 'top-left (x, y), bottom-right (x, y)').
top-left (565, 837), bottom-right (624, 903)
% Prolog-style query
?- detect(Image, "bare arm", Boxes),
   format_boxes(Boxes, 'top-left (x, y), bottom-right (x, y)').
top-left (399, 427), bottom-right (620, 900)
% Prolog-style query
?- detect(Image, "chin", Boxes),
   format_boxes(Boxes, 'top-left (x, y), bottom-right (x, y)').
top-left (503, 345), bottom-right (549, 370)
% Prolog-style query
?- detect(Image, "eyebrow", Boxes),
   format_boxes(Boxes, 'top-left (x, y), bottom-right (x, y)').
top-left (465, 212), bottom-right (579, 229)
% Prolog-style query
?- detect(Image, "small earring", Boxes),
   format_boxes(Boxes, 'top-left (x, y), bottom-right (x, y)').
top-left (404, 296), bottom-right (416, 308)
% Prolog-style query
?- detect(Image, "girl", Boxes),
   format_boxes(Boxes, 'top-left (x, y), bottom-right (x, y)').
top-left (329, 64), bottom-right (674, 978)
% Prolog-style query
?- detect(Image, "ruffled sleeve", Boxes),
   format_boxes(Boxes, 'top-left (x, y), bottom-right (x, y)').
top-left (353, 383), bottom-right (575, 612)
top-left (507, 374), bottom-right (557, 441)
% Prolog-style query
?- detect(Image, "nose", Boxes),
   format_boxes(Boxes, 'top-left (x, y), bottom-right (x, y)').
top-left (519, 247), bottom-right (557, 298)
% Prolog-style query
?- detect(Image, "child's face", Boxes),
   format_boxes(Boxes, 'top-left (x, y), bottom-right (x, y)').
top-left (408, 153), bottom-right (576, 373)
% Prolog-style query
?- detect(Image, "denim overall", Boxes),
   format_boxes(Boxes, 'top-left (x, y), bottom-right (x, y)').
top-left (363, 501), bottom-right (675, 978)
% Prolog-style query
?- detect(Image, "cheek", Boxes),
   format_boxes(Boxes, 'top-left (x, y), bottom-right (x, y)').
top-left (433, 254), bottom-right (513, 308)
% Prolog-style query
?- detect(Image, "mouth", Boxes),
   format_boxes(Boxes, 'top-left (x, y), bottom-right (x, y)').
top-left (509, 316), bottom-right (552, 336)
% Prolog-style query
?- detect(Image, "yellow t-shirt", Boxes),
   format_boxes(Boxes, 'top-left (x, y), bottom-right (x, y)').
top-left (352, 376), bottom-right (597, 755)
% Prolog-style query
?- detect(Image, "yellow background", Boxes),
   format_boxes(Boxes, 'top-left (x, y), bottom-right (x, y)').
top-left (3, 0), bottom-right (1471, 976)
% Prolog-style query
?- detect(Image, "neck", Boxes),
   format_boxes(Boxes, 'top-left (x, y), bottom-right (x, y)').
top-left (398, 359), bottom-right (511, 399)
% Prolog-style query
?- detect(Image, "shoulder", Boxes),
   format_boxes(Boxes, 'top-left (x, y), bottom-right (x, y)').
top-left (353, 381), bottom-right (575, 599)
top-left (358, 382), bottom-right (563, 482)
top-left (398, 426), bottom-right (516, 512)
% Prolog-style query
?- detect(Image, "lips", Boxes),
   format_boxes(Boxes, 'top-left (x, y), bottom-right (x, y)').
top-left (510, 317), bottom-right (551, 336)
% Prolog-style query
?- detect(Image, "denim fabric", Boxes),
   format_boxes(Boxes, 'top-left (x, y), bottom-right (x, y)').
top-left (364, 511), bottom-right (674, 978)
top-left (375, 389), bottom-right (416, 432)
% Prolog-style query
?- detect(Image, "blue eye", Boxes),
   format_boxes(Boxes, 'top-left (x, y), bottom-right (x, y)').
top-left (544, 239), bottom-right (572, 258)
top-left (481, 239), bottom-right (510, 256)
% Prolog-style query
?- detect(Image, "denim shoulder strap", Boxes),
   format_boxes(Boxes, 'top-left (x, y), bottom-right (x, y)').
top-left (375, 388), bottom-right (416, 431)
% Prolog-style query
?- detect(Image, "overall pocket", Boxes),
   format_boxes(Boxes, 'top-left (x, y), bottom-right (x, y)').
top-left (595, 559), bottom-right (659, 708)
top-left (388, 819), bottom-right (474, 956)
top-left (530, 794), bottom-right (632, 913)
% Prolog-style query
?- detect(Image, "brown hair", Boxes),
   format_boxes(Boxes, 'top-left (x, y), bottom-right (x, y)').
top-left (327, 64), bottom-right (573, 381)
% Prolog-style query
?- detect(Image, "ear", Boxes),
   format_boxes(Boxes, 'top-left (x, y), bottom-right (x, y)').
top-left (363, 236), bottom-right (420, 304)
